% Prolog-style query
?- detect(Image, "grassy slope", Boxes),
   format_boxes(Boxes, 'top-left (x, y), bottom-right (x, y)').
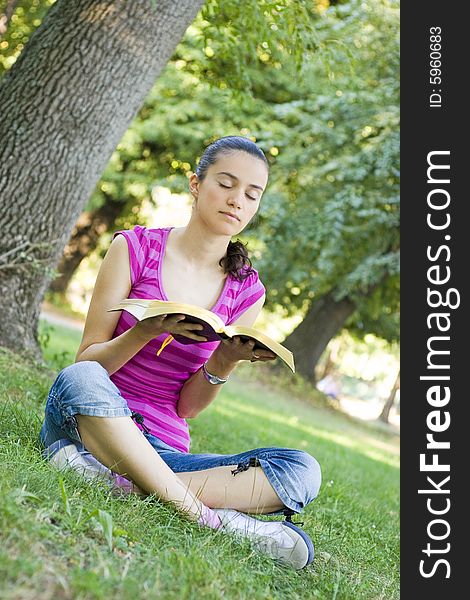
top-left (0, 321), bottom-right (399, 599)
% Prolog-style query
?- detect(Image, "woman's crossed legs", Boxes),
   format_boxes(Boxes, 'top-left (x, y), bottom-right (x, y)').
top-left (40, 361), bottom-right (321, 518)
top-left (75, 414), bottom-right (286, 515)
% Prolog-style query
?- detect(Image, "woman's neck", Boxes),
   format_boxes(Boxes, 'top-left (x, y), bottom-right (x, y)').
top-left (171, 220), bottom-right (229, 272)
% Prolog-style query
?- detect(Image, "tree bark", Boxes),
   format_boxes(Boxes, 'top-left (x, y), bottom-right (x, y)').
top-left (318, 336), bottom-right (341, 380)
top-left (282, 290), bottom-right (356, 384)
top-left (48, 195), bottom-right (125, 294)
top-left (379, 370), bottom-right (400, 423)
top-left (0, 0), bottom-right (204, 361)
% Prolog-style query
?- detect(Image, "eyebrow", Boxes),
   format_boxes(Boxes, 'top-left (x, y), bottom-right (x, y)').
top-left (216, 171), bottom-right (264, 192)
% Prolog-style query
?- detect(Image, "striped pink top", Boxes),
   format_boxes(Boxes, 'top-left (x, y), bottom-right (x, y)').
top-left (109, 225), bottom-right (266, 452)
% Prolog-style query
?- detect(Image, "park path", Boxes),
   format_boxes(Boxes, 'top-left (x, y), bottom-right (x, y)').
top-left (40, 302), bottom-right (84, 332)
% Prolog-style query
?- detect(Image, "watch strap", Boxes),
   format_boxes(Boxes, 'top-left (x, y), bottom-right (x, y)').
top-left (202, 361), bottom-right (229, 385)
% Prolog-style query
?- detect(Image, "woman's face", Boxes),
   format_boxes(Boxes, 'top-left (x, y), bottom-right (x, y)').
top-left (190, 150), bottom-right (269, 236)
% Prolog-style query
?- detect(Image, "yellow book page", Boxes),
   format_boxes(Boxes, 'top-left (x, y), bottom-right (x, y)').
top-left (224, 325), bottom-right (295, 373)
top-left (108, 299), bottom-right (225, 333)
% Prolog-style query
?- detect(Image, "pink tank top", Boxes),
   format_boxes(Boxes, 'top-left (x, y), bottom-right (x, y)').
top-left (109, 226), bottom-right (266, 452)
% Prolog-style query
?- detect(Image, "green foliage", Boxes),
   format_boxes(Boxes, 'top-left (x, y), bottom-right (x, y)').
top-left (38, 319), bottom-right (82, 370)
top-left (0, 0), bottom-right (54, 74)
top-left (254, 0), bottom-right (400, 341)
top-left (198, 0), bottom-right (323, 94)
top-left (58, 475), bottom-right (71, 516)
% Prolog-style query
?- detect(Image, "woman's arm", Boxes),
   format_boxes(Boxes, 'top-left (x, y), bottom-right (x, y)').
top-left (75, 235), bottom-right (147, 374)
top-left (176, 294), bottom-right (276, 419)
top-left (76, 235), bottom-right (206, 375)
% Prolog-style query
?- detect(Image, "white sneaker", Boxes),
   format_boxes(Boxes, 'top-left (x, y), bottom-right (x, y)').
top-left (44, 439), bottom-right (134, 494)
top-left (213, 508), bottom-right (314, 570)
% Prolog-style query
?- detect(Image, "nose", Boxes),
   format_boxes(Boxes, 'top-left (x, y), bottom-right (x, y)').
top-left (227, 188), bottom-right (243, 208)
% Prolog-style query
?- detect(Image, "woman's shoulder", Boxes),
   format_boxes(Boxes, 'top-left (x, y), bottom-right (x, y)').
top-left (112, 225), bottom-right (169, 248)
top-left (225, 265), bottom-right (266, 323)
top-left (111, 225), bottom-right (169, 285)
top-left (234, 264), bottom-right (265, 288)
top-left (228, 265), bottom-right (266, 301)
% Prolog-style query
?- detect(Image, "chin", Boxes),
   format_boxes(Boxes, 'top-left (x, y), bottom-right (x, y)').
top-left (211, 217), bottom-right (244, 235)
top-left (219, 225), bottom-right (243, 237)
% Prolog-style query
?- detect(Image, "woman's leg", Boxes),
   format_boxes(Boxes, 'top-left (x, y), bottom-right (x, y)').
top-left (176, 465), bottom-right (284, 514)
top-left (150, 441), bottom-right (322, 516)
top-left (40, 361), bottom-right (210, 523)
top-left (76, 414), bottom-right (205, 517)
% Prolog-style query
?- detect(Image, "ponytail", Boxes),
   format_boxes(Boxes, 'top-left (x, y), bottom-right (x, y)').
top-left (219, 239), bottom-right (254, 282)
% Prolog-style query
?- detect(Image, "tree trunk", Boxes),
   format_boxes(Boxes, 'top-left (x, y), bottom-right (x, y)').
top-left (318, 336), bottom-right (341, 380)
top-left (48, 195), bottom-right (125, 294)
top-left (0, 0), bottom-right (204, 361)
top-left (379, 370), bottom-right (400, 423)
top-left (282, 290), bottom-right (356, 384)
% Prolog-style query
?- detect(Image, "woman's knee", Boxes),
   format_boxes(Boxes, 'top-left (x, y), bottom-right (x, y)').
top-left (301, 451), bottom-right (322, 501)
top-left (57, 360), bottom-right (109, 390)
top-left (48, 360), bottom-right (130, 419)
top-left (263, 448), bottom-right (322, 509)
top-left (53, 361), bottom-right (113, 402)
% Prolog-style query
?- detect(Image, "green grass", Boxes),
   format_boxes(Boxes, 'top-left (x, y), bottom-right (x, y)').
top-left (0, 321), bottom-right (399, 599)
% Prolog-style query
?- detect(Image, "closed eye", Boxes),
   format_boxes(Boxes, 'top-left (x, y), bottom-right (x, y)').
top-left (218, 183), bottom-right (258, 201)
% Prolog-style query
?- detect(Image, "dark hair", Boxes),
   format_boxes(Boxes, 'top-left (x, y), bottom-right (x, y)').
top-left (195, 136), bottom-right (269, 282)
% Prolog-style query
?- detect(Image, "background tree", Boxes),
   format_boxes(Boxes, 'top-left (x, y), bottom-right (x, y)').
top-left (47, 0), bottom-right (329, 292)
top-left (0, 0), bottom-right (208, 359)
top-left (379, 370), bottom-right (400, 423)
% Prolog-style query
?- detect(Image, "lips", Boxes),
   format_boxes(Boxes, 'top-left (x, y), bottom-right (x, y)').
top-left (220, 211), bottom-right (240, 221)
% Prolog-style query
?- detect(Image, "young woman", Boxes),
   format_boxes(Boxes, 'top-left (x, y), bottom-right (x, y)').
top-left (40, 136), bottom-right (322, 570)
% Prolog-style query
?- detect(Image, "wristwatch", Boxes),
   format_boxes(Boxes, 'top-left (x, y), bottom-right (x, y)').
top-left (202, 361), bottom-right (229, 385)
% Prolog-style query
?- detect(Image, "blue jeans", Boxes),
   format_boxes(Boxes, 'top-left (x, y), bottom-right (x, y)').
top-left (39, 361), bottom-right (322, 515)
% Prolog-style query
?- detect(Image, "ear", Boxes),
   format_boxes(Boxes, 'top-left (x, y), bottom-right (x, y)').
top-left (189, 173), bottom-right (199, 198)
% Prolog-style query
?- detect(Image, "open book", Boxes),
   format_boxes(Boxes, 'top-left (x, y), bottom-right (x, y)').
top-left (108, 298), bottom-right (295, 373)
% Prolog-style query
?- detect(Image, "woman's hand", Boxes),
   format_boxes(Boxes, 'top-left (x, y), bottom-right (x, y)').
top-left (217, 336), bottom-right (277, 365)
top-left (134, 314), bottom-right (207, 343)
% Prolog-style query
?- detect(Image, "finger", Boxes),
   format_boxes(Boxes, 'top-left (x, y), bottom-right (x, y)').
top-left (183, 332), bottom-right (207, 341)
top-left (251, 351), bottom-right (274, 359)
top-left (177, 325), bottom-right (204, 334)
top-left (165, 314), bottom-right (185, 323)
